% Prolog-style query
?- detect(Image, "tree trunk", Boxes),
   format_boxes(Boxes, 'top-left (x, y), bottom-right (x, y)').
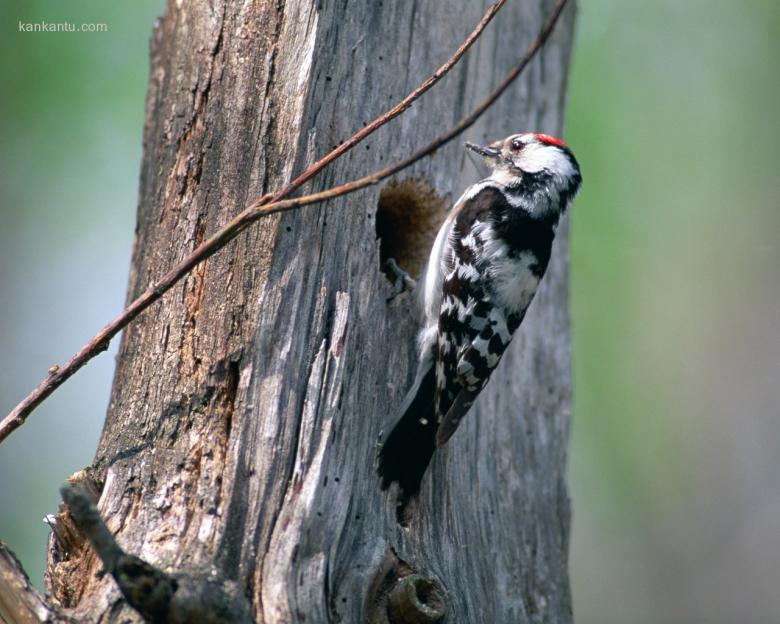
top-left (43, 1), bottom-right (577, 621)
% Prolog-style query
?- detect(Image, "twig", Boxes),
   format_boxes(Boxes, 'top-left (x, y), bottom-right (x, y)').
top-left (0, 0), bottom-right (568, 445)
top-left (264, 0), bottom-right (507, 206)
top-left (243, 0), bottom-right (569, 218)
top-left (60, 486), bottom-right (253, 623)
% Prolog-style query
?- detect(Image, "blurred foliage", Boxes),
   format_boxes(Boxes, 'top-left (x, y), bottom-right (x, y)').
top-left (567, 1), bottom-right (780, 622)
top-left (0, 1), bottom-right (778, 622)
top-left (0, 0), bottom-right (164, 591)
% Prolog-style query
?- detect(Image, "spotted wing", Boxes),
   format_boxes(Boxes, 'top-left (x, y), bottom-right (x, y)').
top-left (433, 206), bottom-right (523, 446)
top-left (436, 290), bottom-right (523, 446)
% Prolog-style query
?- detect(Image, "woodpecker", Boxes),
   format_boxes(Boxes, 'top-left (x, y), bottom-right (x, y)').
top-left (377, 132), bottom-right (581, 509)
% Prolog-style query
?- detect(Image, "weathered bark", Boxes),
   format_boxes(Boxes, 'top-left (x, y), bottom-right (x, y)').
top-left (0, 543), bottom-right (64, 624)
top-left (42, 1), bottom-right (577, 621)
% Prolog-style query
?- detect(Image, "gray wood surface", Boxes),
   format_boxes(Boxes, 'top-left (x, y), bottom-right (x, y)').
top-left (0, 543), bottom-right (60, 624)
top-left (40, 1), bottom-right (577, 621)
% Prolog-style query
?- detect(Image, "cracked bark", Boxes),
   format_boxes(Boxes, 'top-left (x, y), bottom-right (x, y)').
top-left (37, 1), bottom-right (577, 622)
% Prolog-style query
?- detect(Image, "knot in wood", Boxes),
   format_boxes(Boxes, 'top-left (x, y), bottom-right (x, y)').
top-left (387, 574), bottom-right (446, 624)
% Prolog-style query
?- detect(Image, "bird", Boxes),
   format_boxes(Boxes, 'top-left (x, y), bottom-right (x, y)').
top-left (377, 132), bottom-right (582, 511)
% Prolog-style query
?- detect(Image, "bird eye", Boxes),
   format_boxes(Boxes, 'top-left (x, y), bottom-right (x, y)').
top-left (510, 139), bottom-right (524, 151)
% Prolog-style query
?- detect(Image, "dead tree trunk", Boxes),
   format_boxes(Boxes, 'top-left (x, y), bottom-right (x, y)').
top-left (42, 1), bottom-right (577, 621)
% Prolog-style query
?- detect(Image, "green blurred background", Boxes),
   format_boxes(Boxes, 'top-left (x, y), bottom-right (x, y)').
top-left (1, 1), bottom-right (778, 622)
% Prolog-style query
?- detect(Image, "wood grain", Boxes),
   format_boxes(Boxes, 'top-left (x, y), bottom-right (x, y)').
top-left (44, 1), bottom-right (578, 621)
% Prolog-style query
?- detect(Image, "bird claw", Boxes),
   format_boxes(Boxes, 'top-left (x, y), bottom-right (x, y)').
top-left (384, 257), bottom-right (417, 301)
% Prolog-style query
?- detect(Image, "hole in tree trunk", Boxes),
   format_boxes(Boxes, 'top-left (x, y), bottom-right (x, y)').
top-left (375, 178), bottom-right (448, 282)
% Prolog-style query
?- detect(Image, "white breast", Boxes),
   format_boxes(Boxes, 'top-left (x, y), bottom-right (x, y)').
top-left (489, 251), bottom-right (540, 312)
top-left (479, 224), bottom-right (540, 312)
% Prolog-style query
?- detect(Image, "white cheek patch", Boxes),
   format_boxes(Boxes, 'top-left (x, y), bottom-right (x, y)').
top-left (518, 144), bottom-right (576, 178)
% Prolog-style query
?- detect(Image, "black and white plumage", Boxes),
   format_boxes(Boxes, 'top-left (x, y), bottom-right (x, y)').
top-left (378, 132), bottom-right (582, 507)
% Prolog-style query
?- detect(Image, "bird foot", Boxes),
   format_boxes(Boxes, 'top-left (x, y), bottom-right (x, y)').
top-left (384, 257), bottom-right (417, 301)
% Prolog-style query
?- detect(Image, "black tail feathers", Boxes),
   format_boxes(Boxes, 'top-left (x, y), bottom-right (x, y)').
top-left (377, 364), bottom-right (437, 509)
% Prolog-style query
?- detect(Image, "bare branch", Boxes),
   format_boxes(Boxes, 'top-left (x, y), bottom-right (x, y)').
top-left (0, 0), bottom-right (568, 444)
top-left (60, 486), bottom-right (253, 623)
top-left (0, 542), bottom-right (59, 624)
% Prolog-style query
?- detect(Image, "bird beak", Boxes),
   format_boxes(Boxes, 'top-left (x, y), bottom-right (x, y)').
top-left (465, 141), bottom-right (501, 161)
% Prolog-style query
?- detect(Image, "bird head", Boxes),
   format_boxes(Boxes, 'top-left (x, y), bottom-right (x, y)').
top-left (465, 133), bottom-right (580, 190)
